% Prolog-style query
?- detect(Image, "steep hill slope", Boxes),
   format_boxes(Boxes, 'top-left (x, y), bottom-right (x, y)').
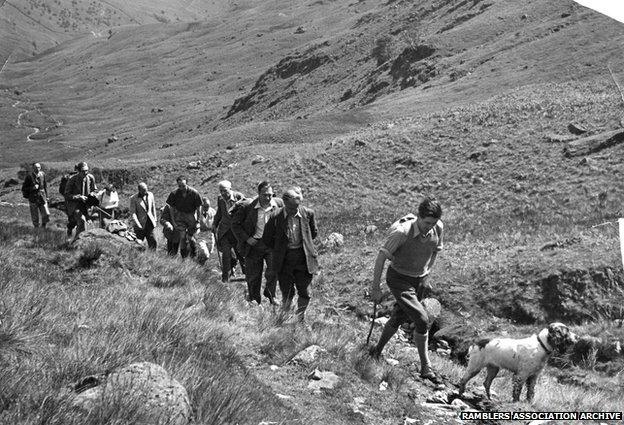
top-left (1, 0), bottom-right (624, 169)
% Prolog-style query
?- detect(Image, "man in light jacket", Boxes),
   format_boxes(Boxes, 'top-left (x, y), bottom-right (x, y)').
top-left (129, 182), bottom-right (157, 250)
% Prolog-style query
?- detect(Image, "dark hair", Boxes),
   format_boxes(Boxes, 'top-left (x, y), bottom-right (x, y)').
top-left (418, 197), bottom-right (442, 219)
top-left (176, 175), bottom-right (187, 183)
top-left (257, 180), bottom-right (271, 193)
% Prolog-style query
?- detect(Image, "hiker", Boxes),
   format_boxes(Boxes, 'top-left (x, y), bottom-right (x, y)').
top-left (369, 197), bottom-right (444, 382)
top-left (231, 180), bottom-right (283, 305)
top-left (214, 180), bottom-right (245, 282)
top-left (166, 176), bottom-right (202, 258)
top-left (263, 187), bottom-right (318, 322)
top-left (160, 204), bottom-right (180, 256)
top-left (196, 198), bottom-right (216, 264)
top-left (96, 183), bottom-right (119, 227)
top-left (129, 182), bottom-right (157, 250)
top-left (64, 161), bottom-right (97, 238)
top-left (21, 162), bottom-right (50, 228)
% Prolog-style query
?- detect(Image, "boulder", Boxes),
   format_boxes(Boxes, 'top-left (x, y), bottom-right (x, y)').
top-left (72, 228), bottom-right (145, 253)
top-left (71, 362), bottom-right (191, 425)
top-left (364, 225), bottom-right (378, 235)
top-left (186, 161), bottom-right (201, 170)
top-left (3, 178), bottom-right (19, 188)
top-left (568, 122), bottom-right (588, 135)
top-left (322, 233), bottom-right (344, 250)
top-left (251, 155), bottom-right (267, 165)
top-left (307, 371), bottom-right (339, 391)
top-left (291, 345), bottom-right (327, 365)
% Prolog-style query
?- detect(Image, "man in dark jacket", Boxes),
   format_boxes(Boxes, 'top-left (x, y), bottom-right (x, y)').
top-left (263, 187), bottom-right (318, 322)
top-left (214, 180), bottom-right (245, 282)
top-left (64, 161), bottom-right (97, 238)
top-left (21, 162), bottom-right (50, 228)
top-left (166, 176), bottom-right (203, 258)
top-left (231, 181), bottom-right (283, 304)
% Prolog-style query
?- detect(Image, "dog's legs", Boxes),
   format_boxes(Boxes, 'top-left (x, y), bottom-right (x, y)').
top-left (483, 365), bottom-right (499, 399)
top-left (512, 375), bottom-right (524, 402)
top-left (525, 374), bottom-right (538, 402)
top-left (458, 367), bottom-right (481, 395)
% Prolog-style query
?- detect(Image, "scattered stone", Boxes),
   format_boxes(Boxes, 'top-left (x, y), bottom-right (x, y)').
top-left (307, 371), bottom-right (339, 391)
top-left (70, 362), bottom-right (191, 425)
top-left (308, 368), bottom-right (323, 380)
top-left (322, 233), bottom-right (344, 250)
top-left (227, 163), bottom-right (238, 169)
top-left (426, 391), bottom-right (448, 404)
top-left (275, 393), bottom-right (292, 400)
top-left (450, 398), bottom-right (472, 410)
top-left (354, 139), bottom-right (366, 147)
top-left (294, 26), bottom-right (306, 34)
top-left (472, 177), bottom-right (485, 185)
top-left (72, 228), bottom-right (145, 253)
top-left (568, 122), bottom-right (588, 135)
top-left (251, 155), bottom-right (267, 165)
top-left (269, 365), bottom-right (280, 371)
top-left (374, 317), bottom-right (389, 326)
top-left (404, 417), bottom-right (418, 425)
top-left (291, 345), bottom-right (327, 365)
top-left (379, 381), bottom-right (389, 391)
top-left (436, 348), bottom-right (451, 356)
top-left (385, 358), bottom-right (399, 366)
top-left (187, 161), bottom-right (201, 170)
top-left (107, 136), bottom-right (118, 144)
top-left (544, 133), bottom-right (576, 143)
top-left (365, 225), bottom-right (378, 235)
top-left (434, 383), bottom-right (446, 391)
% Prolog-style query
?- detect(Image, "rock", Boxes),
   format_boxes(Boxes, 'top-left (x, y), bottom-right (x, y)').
top-left (186, 161), bottom-right (201, 169)
top-left (275, 393), bottom-right (292, 400)
top-left (472, 177), bottom-right (485, 185)
top-left (294, 26), bottom-right (306, 34)
top-left (354, 139), bottom-right (366, 147)
top-left (107, 136), bottom-right (118, 144)
top-left (404, 417), bottom-right (418, 425)
top-left (385, 358), bottom-right (399, 366)
top-left (365, 225), bottom-right (378, 235)
top-left (322, 233), bottom-right (344, 251)
top-left (568, 122), bottom-right (588, 135)
top-left (544, 133), bottom-right (576, 143)
top-left (374, 317), bottom-right (389, 326)
top-left (71, 362), bottom-right (191, 425)
top-left (307, 371), bottom-right (339, 391)
top-left (291, 345), bottom-right (327, 365)
top-left (3, 178), bottom-right (19, 188)
top-left (308, 368), bottom-right (322, 380)
top-left (379, 381), bottom-right (388, 391)
top-left (269, 365), bottom-right (280, 371)
top-left (251, 155), bottom-right (267, 165)
top-left (426, 391), bottom-right (448, 404)
top-left (450, 398), bottom-right (472, 410)
top-left (72, 228), bottom-right (145, 253)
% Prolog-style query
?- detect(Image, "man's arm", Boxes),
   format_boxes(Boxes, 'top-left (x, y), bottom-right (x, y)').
top-left (262, 213), bottom-right (276, 249)
top-left (213, 198), bottom-right (223, 230)
top-left (308, 208), bottom-right (318, 240)
top-left (42, 173), bottom-right (48, 198)
top-left (370, 251), bottom-right (389, 303)
top-left (129, 197), bottom-right (142, 229)
top-left (231, 201), bottom-right (251, 244)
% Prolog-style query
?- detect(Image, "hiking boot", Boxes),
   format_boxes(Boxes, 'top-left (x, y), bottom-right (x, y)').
top-left (420, 365), bottom-right (442, 384)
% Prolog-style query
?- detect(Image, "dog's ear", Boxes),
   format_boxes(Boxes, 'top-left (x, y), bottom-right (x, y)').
top-left (547, 323), bottom-right (571, 352)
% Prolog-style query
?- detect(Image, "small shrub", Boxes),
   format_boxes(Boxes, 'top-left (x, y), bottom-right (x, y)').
top-left (76, 243), bottom-right (103, 268)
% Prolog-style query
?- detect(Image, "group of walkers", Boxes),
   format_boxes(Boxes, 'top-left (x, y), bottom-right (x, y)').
top-left (22, 160), bottom-right (445, 379)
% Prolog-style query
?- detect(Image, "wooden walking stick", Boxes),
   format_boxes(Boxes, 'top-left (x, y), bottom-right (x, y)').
top-left (366, 302), bottom-right (377, 345)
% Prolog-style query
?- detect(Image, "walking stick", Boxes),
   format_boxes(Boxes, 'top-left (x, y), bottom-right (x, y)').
top-left (366, 302), bottom-right (378, 345)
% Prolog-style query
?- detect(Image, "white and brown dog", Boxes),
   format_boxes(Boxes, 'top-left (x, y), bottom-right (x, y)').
top-left (457, 323), bottom-right (577, 402)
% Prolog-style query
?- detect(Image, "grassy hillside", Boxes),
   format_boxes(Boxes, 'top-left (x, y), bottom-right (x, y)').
top-left (1, 0), bottom-right (624, 423)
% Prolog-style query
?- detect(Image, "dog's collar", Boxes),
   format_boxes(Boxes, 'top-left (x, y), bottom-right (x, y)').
top-left (537, 334), bottom-right (552, 354)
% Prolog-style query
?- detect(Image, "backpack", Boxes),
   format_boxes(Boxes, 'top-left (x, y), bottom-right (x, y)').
top-left (388, 213), bottom-right (417, 233)
top-left (59, 174), bottom-right (70, 195)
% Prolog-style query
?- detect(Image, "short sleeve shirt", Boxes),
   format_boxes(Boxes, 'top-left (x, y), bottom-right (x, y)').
top-left (381, 218), bottom-right (443, 278)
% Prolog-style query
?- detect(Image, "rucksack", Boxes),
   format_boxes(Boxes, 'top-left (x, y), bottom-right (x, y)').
top-left (388, 213), bottom-right (417, 233)
top-left (59, 174), bottom-right (70, 195)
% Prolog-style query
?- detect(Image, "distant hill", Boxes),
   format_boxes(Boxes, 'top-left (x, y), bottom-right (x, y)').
top-left (0, 0), bottom-right (231, 61)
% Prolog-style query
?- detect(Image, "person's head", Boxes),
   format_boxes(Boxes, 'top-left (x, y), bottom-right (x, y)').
top-left (138, 182), bottom-right (148, 196)
top-left (416, 197), bottom-right (442, 234)
top-left (176, 175), bottom-right (187, 191)
top-left (32, 162), bottom-right (41, 173)
top-left (77, 161), bottom-right (89, 176)
top-left (257, 180), bottom-right (273, 207)
top-left (282, 187), bottom-right (302, 214)
top-left (218, 180), bottom-right (232, 200)
top-left (105, 183), bottom-right (115, 193)
top-left (202, 198), bottom-right (211, 209)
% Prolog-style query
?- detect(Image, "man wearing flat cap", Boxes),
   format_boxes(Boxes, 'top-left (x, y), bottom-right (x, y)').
top-left (263, 186), bottom-right (318, 323)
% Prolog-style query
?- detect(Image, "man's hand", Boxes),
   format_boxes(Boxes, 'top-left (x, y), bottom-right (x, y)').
top-left (417, 280), bottom-right (433, 300)
top-left (164, 222), bottom-right (173, 231)
top-left (246, 237), bottom-right (258, 246)
top-left (370, 285), bottom-right (382, 304)
top-left (79, 195), bottom-right (88, 202)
